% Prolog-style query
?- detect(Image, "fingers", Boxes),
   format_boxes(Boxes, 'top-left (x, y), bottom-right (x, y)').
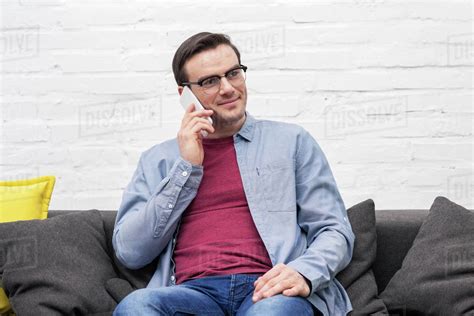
top-left (180, 105), bottom-right (214, 138)
top-left (253, 264), bottom-right (284, 292)
top-left (178, 117), bottom-right (215, 141)
top-left (188, 119), bottom-right (215, 136)
top-left (252, 264), bottom-right (311, 303)
top-left (181, 103), bottom-right (213, 128)
top-left (253, 264), bottom-right (286, 302)
top-left (177, 103), bottom-right (214, 166)
top-left (253, 275), bottom-right (290, 302)
top-left (282, 287), bottom-right (300, 297)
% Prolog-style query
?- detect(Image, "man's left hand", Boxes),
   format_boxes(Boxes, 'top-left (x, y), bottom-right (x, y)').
top-left (252, 263), bottom-right (311, 303)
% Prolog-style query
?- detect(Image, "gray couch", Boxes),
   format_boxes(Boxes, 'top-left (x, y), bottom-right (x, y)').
top-left (5, 197), bottom-right (472, 315)
top-left (45, 209), bottom-right (429, 310)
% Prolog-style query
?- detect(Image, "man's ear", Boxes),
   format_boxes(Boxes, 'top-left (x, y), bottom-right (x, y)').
top-left (177, 86), bottom-right (184, 96)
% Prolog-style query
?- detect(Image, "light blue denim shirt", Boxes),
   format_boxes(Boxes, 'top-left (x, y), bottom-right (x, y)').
top-left (113, 112), bottom-right (355, 316)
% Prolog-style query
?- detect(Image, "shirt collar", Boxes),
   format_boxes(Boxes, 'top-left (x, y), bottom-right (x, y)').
top-left (235, 111), bottom-right (256, 142)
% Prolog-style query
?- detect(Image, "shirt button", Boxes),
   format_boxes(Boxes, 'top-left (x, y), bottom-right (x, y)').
top-left (181, 171), bottom-right (188, 177)
top-left (168, 203), bottom-right (173, 209)
top-left (172, 238), bottom-right (176, 244)
top-left (170, 275), bottom-right (175, 282)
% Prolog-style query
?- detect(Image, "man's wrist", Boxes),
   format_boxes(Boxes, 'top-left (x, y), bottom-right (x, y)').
top-left (300, 273), bottom-right (312, 296)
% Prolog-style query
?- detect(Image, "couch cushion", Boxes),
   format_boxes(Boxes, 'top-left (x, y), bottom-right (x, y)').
top-left (100, 211), bottom-right (159, 291)
top-left (380, 196), bottom-right (474, 315)
top-left (0, 175), bottom-right (55, 222)
top-left (336, 199), bottom-right (387, 315)
top-left (105, 278), bottom-right (135, 303)
top-left (0, 175), bottom-right (57, 314)
top-left (50, 211), bottom-right (159, 296)
top-left (0, 210), bottom-right (118, 315)
top-left (373, 209), bottom-right (428, 292)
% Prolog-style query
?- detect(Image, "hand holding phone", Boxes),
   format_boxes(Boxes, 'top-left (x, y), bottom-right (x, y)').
top-left (180, 86), bottom-right (213, 137)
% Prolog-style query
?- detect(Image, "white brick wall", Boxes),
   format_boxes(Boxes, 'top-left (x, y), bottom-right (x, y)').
top-left (1, 0), bottom-right (473, 210)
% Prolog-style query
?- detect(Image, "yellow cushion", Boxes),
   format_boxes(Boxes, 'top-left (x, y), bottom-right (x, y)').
top-left (0, 176), bottom-right (55, 222)
top-left (0, 175), bottom-right (56, 313)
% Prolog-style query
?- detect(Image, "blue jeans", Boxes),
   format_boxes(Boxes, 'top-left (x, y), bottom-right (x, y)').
top-left (113, 274), bottom-right (320, 316)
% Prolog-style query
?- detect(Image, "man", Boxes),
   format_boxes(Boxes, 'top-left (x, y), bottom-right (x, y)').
top-left (113, 32), bottom-right (354, 316)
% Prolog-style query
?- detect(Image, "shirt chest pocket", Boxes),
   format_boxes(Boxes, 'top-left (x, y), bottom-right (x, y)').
top-left (256, 160), bottom-right (297, 212)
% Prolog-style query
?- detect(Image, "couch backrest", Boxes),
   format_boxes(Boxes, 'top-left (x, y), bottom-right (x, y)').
top-left (372, 209), bottom-right (428, 292)
top-left (48, 209), bottom-right (430, 293)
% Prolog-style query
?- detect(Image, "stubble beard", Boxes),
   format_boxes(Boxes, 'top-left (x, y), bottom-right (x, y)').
top-left (212, 105), bottom-right (246, 129)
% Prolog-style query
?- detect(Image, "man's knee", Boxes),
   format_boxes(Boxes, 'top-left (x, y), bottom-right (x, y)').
top-left (244, 295), bottom-right (314, 316)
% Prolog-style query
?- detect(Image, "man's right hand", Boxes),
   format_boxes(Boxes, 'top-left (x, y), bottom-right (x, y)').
top-left (177, 103), bottom-right (214, 166)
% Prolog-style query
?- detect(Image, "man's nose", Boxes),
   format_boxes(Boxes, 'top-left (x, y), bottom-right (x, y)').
top-left (219, 77), bottom-right (235, 95)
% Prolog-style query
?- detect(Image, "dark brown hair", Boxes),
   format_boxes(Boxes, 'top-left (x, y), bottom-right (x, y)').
top-left (172, 32), bottom-right (241, 86)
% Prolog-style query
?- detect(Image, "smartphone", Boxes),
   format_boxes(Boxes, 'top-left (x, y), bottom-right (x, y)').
top-left (180, 86), bottom-right (213, 137)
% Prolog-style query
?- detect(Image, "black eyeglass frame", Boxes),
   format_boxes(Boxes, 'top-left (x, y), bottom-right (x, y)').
top-left (181, 65), bottom-right (248, 87)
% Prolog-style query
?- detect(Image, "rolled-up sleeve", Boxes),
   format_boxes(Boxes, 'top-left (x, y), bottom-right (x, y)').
top-left (287, 130), bottom-right (355, 293)
top-left (113, 155), bottom-right (203, 269)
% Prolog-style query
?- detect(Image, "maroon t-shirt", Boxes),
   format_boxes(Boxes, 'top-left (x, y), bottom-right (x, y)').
top-left (173, 136), bottom-right (273, 284)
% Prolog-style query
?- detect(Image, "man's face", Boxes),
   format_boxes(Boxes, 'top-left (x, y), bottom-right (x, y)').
top-left (181, 44), bottom-right (247, 127)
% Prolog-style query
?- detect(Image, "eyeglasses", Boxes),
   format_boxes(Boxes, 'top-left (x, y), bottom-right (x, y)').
top-left (182, 65), bottom-right (247, 95)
